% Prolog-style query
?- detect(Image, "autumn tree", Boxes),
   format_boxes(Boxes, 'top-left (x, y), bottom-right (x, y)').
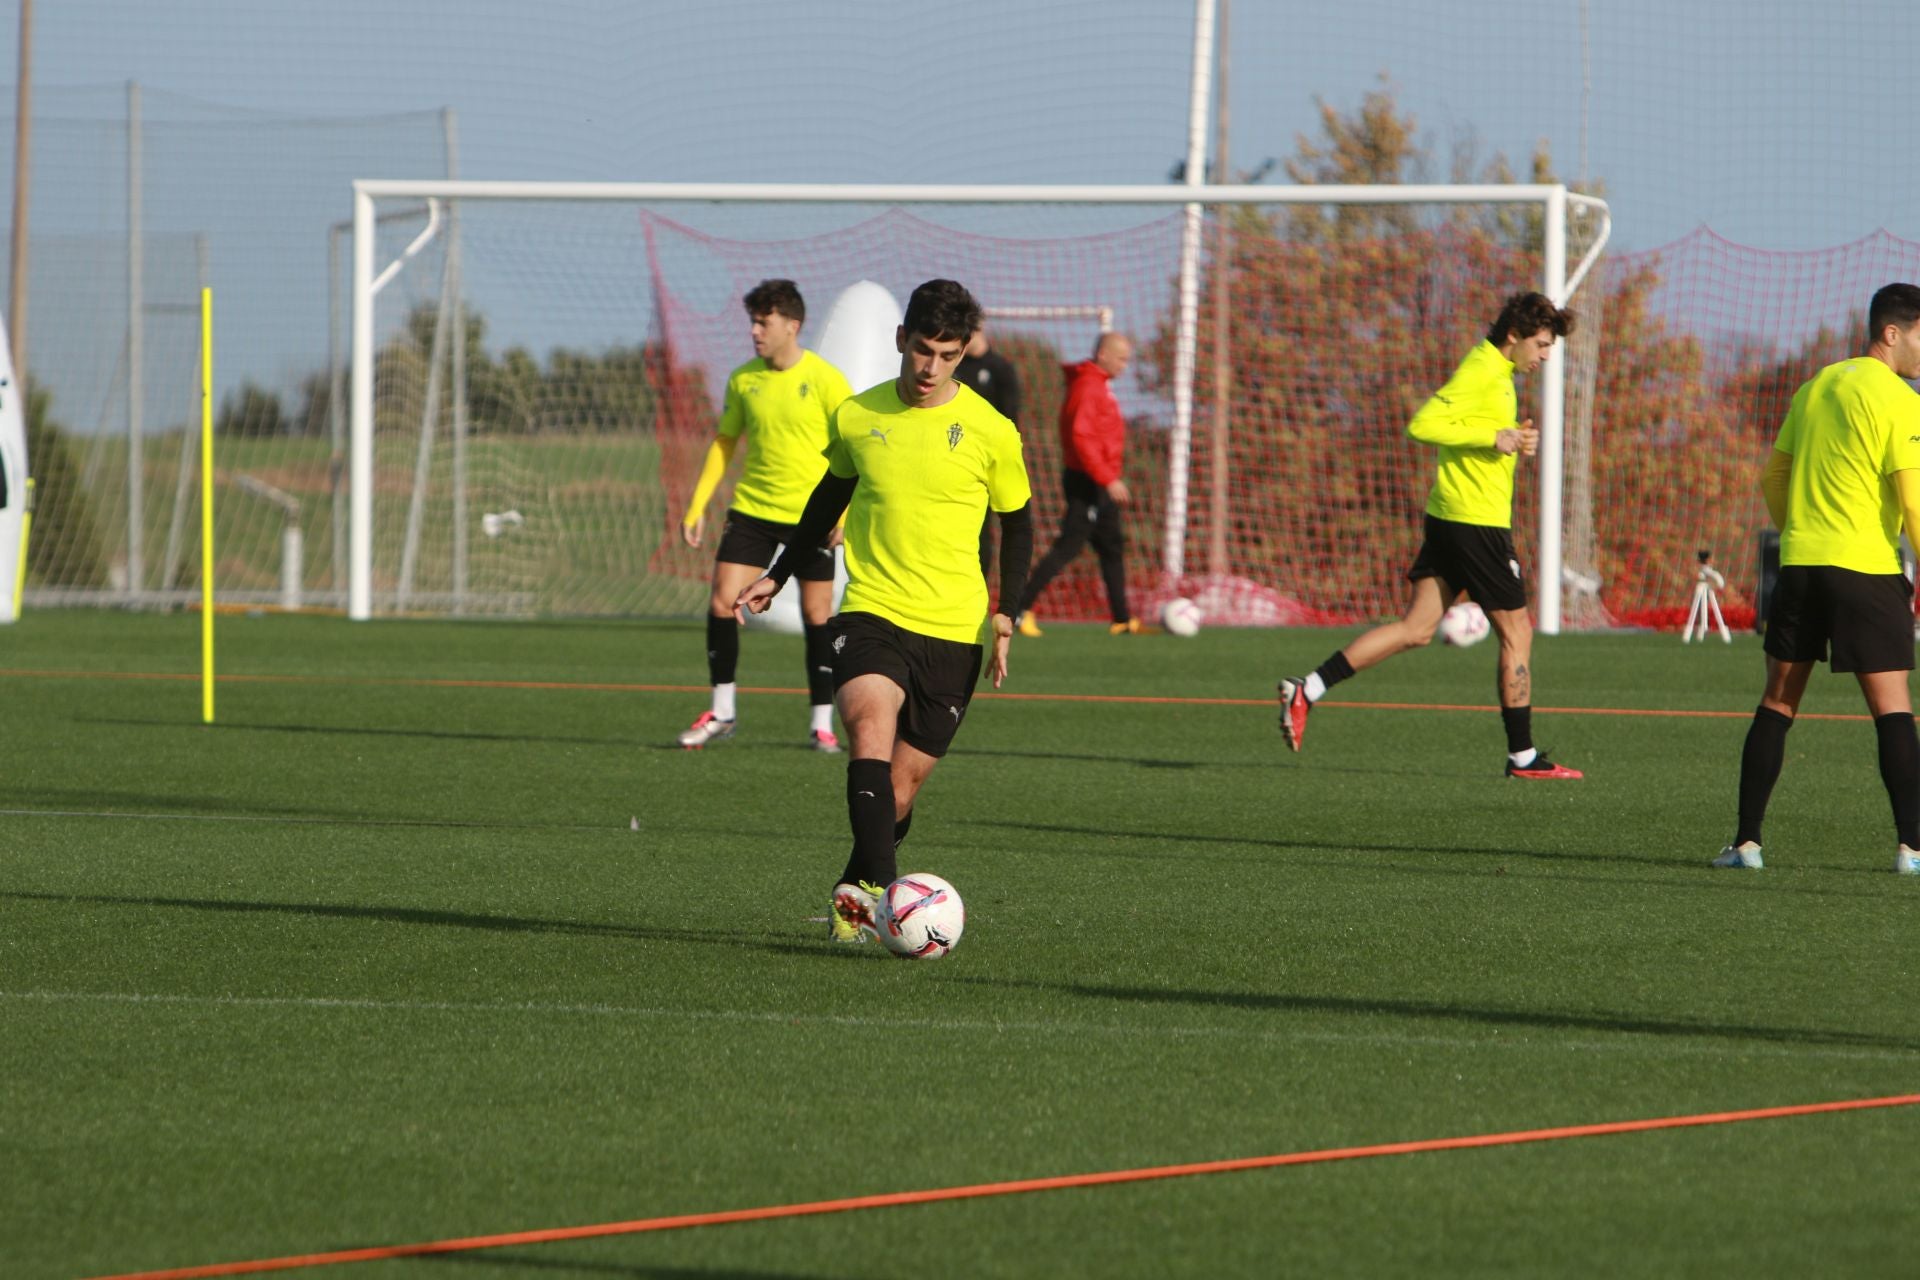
top-left (1138, 82), bottom-right (1736, 626)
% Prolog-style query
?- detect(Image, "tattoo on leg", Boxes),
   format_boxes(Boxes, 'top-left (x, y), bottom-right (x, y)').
top-left (1506, 661), bottom-right (1531, 705)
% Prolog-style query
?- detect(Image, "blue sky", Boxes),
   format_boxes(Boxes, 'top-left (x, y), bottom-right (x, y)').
top-left (11, 0), bottom-right (1910, 246)
top-left (2, 0), bottom-right (1916, 417)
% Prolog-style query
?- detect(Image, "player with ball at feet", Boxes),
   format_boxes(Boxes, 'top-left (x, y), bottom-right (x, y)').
top-left (1276, 291), bottom-right (1582, 780)
top-left (736, 280), bottom-right (1034, 942)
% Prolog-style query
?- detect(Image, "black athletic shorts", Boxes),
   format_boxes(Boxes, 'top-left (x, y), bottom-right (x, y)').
top-left (1763, 564), bottom-right (1914, 673)
top-left (829, 610), bottom-right (984, 759)
top-left (714, 508), bottom-right (835, 582)
top-left (1406, 514), bottom-right (1528, 613)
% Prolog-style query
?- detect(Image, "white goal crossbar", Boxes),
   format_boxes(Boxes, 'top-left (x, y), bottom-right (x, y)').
top-left (986, 304), bottom-right (1114, 333)
top-left (349, 180), bottom-right (1610, 628)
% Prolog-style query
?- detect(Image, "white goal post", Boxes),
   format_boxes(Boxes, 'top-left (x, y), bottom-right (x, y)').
top-left (349, 179), bottom-right (1610, 629)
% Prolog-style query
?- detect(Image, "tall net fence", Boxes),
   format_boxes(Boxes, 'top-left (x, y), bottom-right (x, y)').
top-left (348, 195), bottom-right (1920, 627)
top-left (17, 164), bottom-right (1920, 626)
top-left (1, 87), bottom-right (447, 606)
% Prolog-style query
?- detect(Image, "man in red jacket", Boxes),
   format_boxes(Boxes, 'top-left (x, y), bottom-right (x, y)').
top-left (1015, 332), bottom-right (1137, 635)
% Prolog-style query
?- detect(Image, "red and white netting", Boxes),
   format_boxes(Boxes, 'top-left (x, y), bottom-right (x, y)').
top-left (361, 200), bottom-right (1920, 625)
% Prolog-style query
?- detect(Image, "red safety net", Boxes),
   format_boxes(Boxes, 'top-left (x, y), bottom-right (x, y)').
top-left (644, 209), bottom-right (1920, 631)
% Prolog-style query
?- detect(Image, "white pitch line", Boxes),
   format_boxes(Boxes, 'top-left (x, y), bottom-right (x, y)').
top-left (3, 989), bottom-right (1912, 1065)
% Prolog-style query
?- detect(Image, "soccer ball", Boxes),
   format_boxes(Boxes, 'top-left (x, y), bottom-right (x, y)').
top-left (1160, 597), bottom-right (1203, 638)
top-left (1438, 601), bottom-right (1490, 647)
top-left (876, 874), bottom-right (965, 960)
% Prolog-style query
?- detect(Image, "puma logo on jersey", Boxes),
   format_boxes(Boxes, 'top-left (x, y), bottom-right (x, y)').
top-left (868, 427), bottom-right (891, 446)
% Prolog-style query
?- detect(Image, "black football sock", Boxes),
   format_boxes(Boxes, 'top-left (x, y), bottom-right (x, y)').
top-left (1874, 712), bottom-right (1920, 849)
top-left (1734, 706), bottom-right (1792, 847)
top-left (803, 622), bottom-right (836, 708)
top-left (1311, 651), bottom-right (1355, 696)
top-left (706, 614), bottom-right (739, 691)
top-left (838, 758), bottom-right (897, 890)
top-left (1500, 705), bottom-right (1534, 756)
top-left (893, 808), bottom-right (914, 852)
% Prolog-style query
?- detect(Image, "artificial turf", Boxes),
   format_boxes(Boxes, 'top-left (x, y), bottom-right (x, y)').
top-left (2, 610), bottom-right (1917, 1278)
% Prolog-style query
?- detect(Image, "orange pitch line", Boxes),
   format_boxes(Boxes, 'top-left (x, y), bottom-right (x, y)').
top-left (89, 1092), bottom-right (1920, 1280)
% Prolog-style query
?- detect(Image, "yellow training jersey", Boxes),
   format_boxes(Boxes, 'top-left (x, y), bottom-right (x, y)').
top-left (825, 381), bottom-right (1032, 645)
top-left (1407, 340), bottom-right (1521, 528)
top-left (1774, 356), bottom-right (1920, 574)
top-left (716, 349), bottom-right (853, 523)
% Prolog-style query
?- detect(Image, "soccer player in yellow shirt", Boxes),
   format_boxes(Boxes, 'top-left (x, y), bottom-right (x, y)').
top-left (1276, 292), bottom-right (1582, 779)
top-left (735, 279), bottom-right (1034, 943)
top-left (677, 279), bottom-right (853, 752)
top-left (1716, 282), bottom-right (1920, 873)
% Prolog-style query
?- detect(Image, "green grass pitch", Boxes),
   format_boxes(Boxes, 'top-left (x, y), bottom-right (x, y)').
top-left (3, 610), bottom-right (1917, 1278)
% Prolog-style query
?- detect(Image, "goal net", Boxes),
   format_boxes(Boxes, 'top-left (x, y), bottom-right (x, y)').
top-left (349, 181), bottom-right (1617, 627)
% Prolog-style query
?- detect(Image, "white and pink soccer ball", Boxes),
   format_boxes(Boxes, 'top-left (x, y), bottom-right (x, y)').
top-left (877, 873), bottom-right (966, 960)
top-left (1438, 601), bottom-right (1491, 647)
top-left (1160, 597), bottom-right (1203, 638)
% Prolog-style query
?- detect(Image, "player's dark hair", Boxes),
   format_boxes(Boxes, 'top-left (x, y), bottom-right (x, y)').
top-left (743, 278), bottom-right (805, 325)
top-left (901, 279), bottom-right (982, 343)
top-left (1868, 283), bottom-right (1920, 343)
top-left (1487, 291), bottom-right (1575, 346)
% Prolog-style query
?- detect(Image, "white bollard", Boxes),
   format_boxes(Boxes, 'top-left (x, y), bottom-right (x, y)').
top-left (280, 525), bottom-right (304, 611)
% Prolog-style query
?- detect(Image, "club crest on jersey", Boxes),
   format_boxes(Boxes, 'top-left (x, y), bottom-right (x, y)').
top-left (798, 382), bottom-right (810, 398)
top-left (947, 423), bottom-right (964, 451)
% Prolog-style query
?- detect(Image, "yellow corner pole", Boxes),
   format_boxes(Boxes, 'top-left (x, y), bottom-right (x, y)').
top-left (11, 476), bottom-right (31, 618)
top-left (200, 287), bottom-right (215, 724)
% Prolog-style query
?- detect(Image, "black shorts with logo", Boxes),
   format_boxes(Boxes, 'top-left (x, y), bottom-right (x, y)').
top-left (1405, 514), bottom-right (1528, 613)
top-left (829, 611), bottom-right (984, 758)
top-left (714, 508), bottom-right (836, 583)
top-left (1764, 564), bottom-right (1914, 673)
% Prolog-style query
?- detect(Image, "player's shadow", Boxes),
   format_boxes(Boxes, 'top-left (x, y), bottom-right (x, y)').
top-left (0, 788), bottom-right (623, 835)
top-left (959, 746), bottom-right (1495, 780)
top-left (953, 746), bottom-right (1218, 771)
top-left (0, 890), bottom-right (855, 963)
top-left (81, 716), bottom-right (645, 750)
top-left (4, 786), bottom-right (376, 821)
top-left (963, 817), bottom-right (1911, 898)
top-left (960, 816), bottom-right (1653, 870)
top-left (959, 975), bottom-right (1920, 1053)
top-left (632, 740), bottom-right (856, 754)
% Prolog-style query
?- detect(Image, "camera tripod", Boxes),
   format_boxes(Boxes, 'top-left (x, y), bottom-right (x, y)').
top-left (1683, 558), bottom-right (1731, 644)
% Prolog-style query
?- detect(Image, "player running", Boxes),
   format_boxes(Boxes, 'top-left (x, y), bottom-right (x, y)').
top-left (1716, 282), bottom-right (1920, 872)
top-left (735, 279), bottom-right (1034, 943)
top-left (678, 279), bottom-right (853, 752)
top-left (1275, 291), bottom-right (1582, 779)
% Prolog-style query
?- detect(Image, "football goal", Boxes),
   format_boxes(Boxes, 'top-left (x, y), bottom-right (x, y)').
top-left (346, 180), bottom-right (1609, 629)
